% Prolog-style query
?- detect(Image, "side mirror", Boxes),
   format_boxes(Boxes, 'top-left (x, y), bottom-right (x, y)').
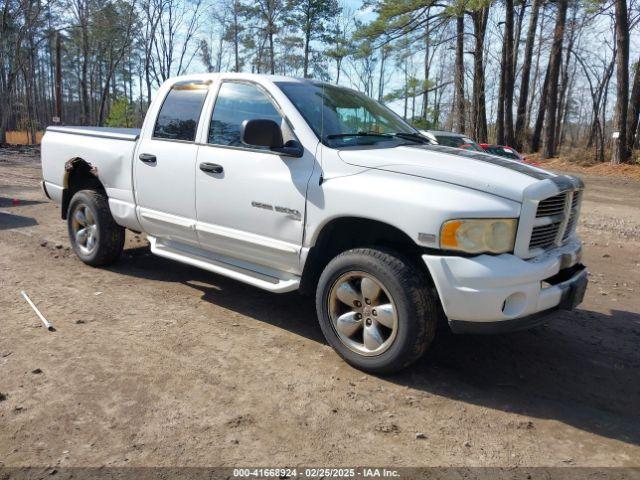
top-left (241, 119), bottom-right (303, 157)
top-left (241, 119), bottom-right (284, 149)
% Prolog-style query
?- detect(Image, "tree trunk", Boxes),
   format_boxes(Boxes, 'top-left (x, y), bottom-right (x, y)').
top-left (503, 0), bottom-right (515, 146)
top-left (542, 0), bottom-right (568, 159)
top-left (554, 4), bottom-right (577, 153)
top-left (303, 24), bottom-right (311, 78)
top-left (55, 32), bottom-right (62, 123)
top-left (558, 64), bottom-right (576, 147)
top-left (378, 48), bottom-right (387, 102)
top-left (403, 65), bottom-right (408, 120)
top-left (512, 1), bottom-right (526, 75)
top-left (514, 0), bottom-right (540, 150)
top-left (527, 6), bottom-right (547, 131)
top-left (496, 43), bottom-right (506, 145)
top-left (268, 20), bottom-right (275, 74)
top-left (234, 2), bottom-right (240, 72)
top-left (79, 1), bottom-right (91, 124)
top-left (421, 21), bottom-right (430, 121)
top-left (611, 0), bottom-right (630, 164)
top-left (470, 6), bottom-right (489, 142)
top-left (454, 15), bottom-right (465, 134)
top-left (26, 35), bottom-right (37, 144)
top-left (599, 72), bottom-right (612, 161)
top-left (531, 63), bottom-right (550, 152)
top-left (627, 58), bottom-right (640, 151)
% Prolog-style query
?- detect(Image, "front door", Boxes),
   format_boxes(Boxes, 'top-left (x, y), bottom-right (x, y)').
top-left (195, 81), bottom-right (316, 274)
top-left (134, 80), bottom-right (210, 246)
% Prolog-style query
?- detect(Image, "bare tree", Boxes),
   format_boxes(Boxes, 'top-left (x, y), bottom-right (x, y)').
top-left (325, 6), bottom-right (353, 84)
top-left (288, 0), bottom-right (339, 78)
top-left (150, 0), bottom-right (202, 85)
top-left (70, 0), bottom-right (91, 123)
top-left (554, 2), bottom-right (579, 153)
top-left (96, 1), bottom-right (137, 125)
top-left (453, 14), bottom-right (465, 133)
top-left (469, 4), bottom-right (489, 142)
top-left (229, 0), bottom-right (243, 72)
top-left (0, 0), bottom-right (44, 142)
top-left (503, 0), bottom-right (515, 146)
top-left (140, 0), bottom-right (161, 105)
top-left (628, 57), bottom-right (640, 151)
top-left (611, 0), bottom-right (630, 164)
top-left (249, 0), bottom-right (287, 74)
top-left (514, 0), bottom-right (541, 150)
top-left (542, 0), bottom-right (568, 158)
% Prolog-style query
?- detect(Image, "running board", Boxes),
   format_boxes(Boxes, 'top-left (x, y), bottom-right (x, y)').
top-left (148, 237), bottom-right (300, 293)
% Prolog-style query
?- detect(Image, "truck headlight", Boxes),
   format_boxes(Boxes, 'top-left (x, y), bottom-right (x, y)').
top-left (440, 219), bottom-right (517, 254)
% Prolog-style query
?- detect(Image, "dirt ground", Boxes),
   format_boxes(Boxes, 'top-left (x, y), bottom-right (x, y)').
top-left (1, 147), bottom-right (639, 469)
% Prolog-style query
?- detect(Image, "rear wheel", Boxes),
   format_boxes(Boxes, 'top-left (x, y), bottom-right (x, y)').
top-left (67, 189), bottom-right (125, 266)
top-left (316, 248), bottom-right (439, 374)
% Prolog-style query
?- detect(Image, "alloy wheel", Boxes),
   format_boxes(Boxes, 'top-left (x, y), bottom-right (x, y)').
top-left (328, 271), bottom-right (399, 356)
top-left (71, 203), bottom-right (98, 255)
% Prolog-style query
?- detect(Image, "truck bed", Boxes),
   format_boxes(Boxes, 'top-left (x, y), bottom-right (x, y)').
top-left (46, 126), bottom-right (140, 142)
top-left (41, 126), bottom-right (142, 232)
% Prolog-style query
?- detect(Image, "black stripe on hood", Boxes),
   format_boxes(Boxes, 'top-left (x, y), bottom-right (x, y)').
top-left (410, 144), bottom-right (554, 180)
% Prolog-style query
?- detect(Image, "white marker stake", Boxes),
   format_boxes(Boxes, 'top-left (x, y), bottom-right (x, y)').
top-left (21, 291), bottom-right (55, 331)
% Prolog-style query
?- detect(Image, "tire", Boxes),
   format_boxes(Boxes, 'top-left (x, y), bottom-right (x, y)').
top-left (316, 248), bottom-right (439, 374)
top-left (67, 189), bottom-right (125, 267)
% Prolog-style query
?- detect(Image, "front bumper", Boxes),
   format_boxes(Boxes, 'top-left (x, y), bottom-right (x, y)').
top-left (422, 238), bottom-right (587, 333)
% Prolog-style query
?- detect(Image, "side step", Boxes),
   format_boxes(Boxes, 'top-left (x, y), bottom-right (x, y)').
top-left (148, 236), bottom-right (300, 293)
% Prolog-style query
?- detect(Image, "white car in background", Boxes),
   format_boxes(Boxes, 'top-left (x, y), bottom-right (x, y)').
top-left (40, 73), bottom-right (587, 373)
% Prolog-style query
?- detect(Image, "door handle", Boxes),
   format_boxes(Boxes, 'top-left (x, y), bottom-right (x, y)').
top-left (139, 153), bottom-right (157, 163)
top-left (199, 162), bottom-right (224, 174)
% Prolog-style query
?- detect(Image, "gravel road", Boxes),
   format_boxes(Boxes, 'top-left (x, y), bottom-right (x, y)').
top-left (1, 148), bottom-right (639, 468)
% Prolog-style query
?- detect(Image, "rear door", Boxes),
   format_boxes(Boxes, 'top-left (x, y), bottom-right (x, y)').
top-left (133, 80), bottom-right (210, 246)
top-left (194, 80), bottom-right (316, 274)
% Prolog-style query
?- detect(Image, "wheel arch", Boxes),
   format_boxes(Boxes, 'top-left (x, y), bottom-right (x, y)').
top-left (299, 216), bottom-right (432, 296)
top-left (61, 158), bottom-right (105, 219)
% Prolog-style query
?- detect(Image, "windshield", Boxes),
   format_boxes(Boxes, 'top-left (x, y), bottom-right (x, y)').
top-left (275, 81), bottom-right (418, 148)
top-left (434, 134), bottom-right (484, 152)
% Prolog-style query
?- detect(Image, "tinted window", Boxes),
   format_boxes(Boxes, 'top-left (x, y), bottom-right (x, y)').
top-left (487, 146), bottom-right (521, 160)
top-left (435, 135), bottom-right (464, 148)
top-left (209, 82), bottom-right (282, 147)
top-left (153, 82), bottom-right (209, 141)
top-left (435, 134), bottom-right (484, 152)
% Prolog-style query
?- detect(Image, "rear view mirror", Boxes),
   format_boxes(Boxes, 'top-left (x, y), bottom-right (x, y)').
top-left (241, 119), bottom-right (303, 157)
top-left (241, 119), bottom-right (284, 149)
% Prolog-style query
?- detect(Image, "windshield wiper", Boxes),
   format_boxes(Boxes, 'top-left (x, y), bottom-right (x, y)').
top-left (326, 131), bottom-right (394, 139)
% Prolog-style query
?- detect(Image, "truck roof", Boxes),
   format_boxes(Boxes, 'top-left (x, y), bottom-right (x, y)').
top-left (167, 72), bottom-right (315, 84)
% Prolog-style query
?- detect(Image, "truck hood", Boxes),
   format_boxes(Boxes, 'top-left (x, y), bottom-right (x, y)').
top-left (338, 144), bottom-right (560, 202)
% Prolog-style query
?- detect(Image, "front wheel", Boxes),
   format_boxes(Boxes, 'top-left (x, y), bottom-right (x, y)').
top-left (67, 189), bottom-right (125, 266)
top-left (316, 248), bottom-right (439, 374)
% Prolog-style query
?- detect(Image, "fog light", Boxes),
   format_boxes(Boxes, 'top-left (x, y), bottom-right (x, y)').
top-left (501, 292), bottom-right (526, 317)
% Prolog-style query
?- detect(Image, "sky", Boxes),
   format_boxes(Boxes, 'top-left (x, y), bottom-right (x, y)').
top-left (178, 0), bottom-right (638, 131)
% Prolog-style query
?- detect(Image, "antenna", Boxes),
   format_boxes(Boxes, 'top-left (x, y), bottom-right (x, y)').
top-left (319, 82), bottom-right (325, 185)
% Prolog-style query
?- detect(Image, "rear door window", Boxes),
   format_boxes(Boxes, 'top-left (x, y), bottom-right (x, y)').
top-left (153, 81), bottom-right (209, 142)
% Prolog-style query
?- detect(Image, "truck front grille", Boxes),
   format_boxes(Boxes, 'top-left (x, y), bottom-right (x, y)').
top-left (528, 190), bottom-right (582, 253)
top-left (562, 191), bottom-right (581, 241)
top-left (529, 222), bottom-right (563, 249)
top-left (536, 193), bottom-right (566, 217)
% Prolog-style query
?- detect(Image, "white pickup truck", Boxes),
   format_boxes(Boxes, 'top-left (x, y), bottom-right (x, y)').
top-left (41, 73), bottom-right (587, 373)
